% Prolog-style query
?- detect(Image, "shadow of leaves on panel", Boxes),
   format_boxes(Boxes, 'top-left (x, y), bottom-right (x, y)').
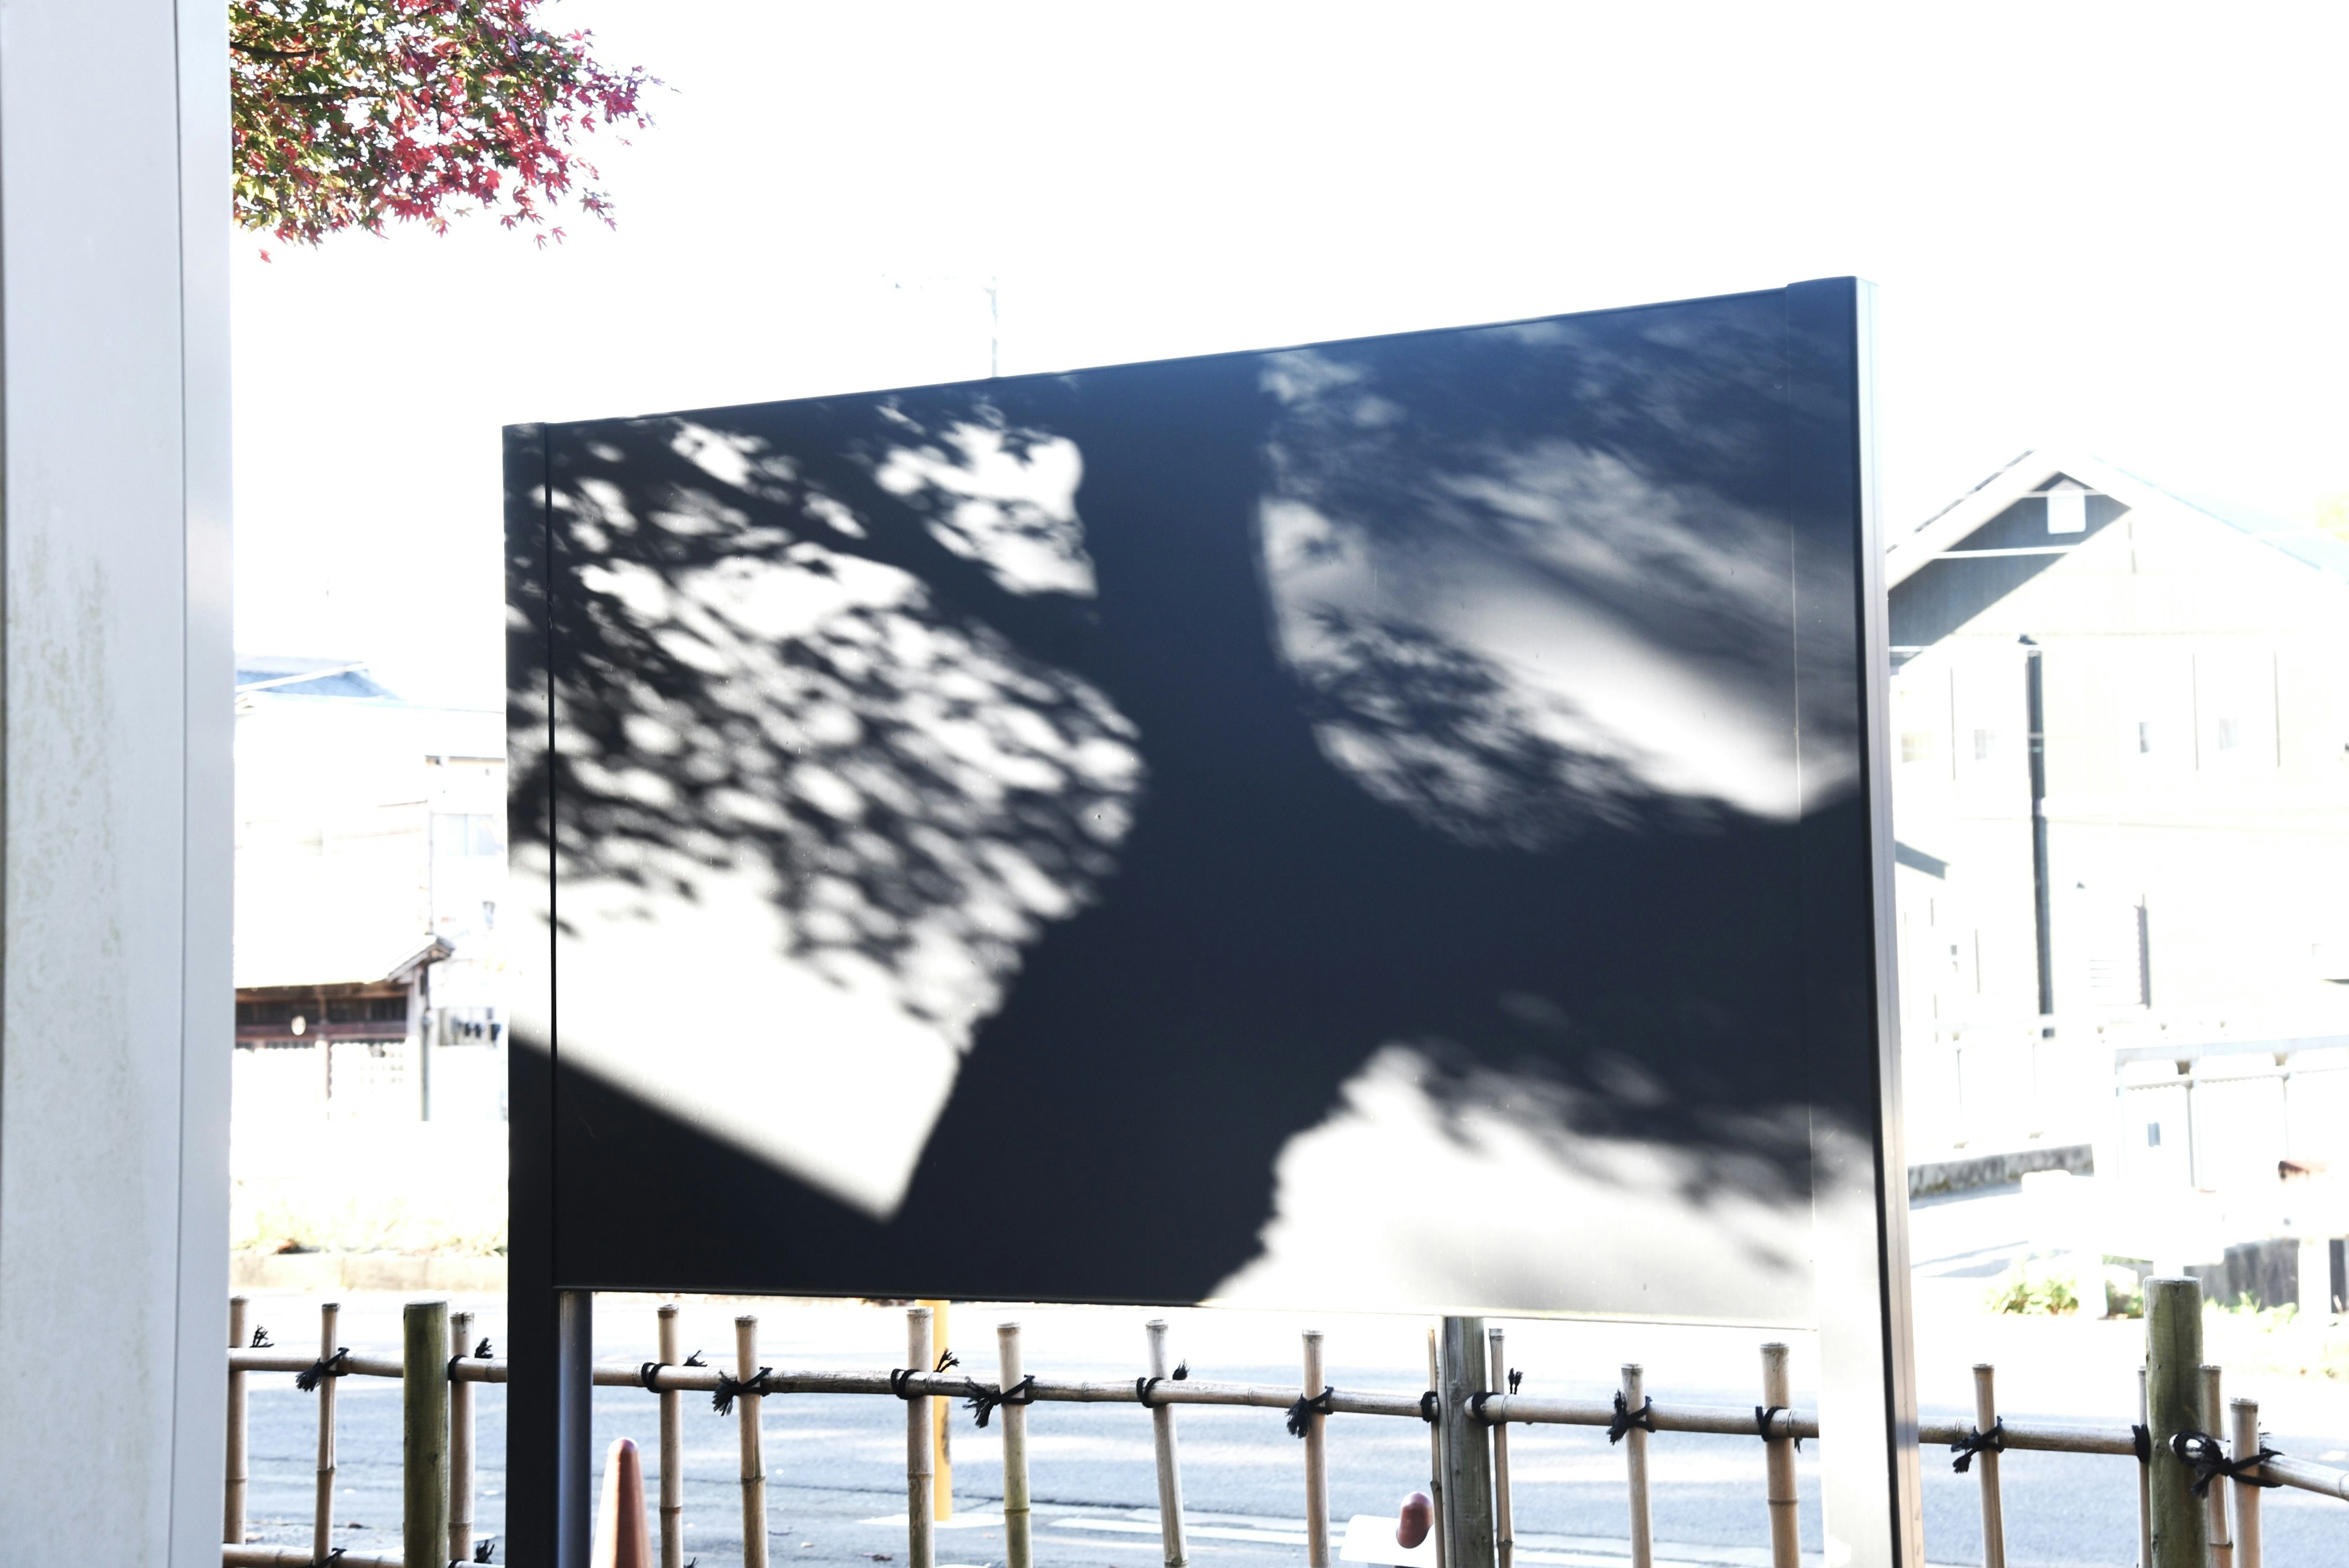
top-left (538, 388), bottom-right (1140, 1031)
top-left (519, 294), bottom-right (1850, 1295)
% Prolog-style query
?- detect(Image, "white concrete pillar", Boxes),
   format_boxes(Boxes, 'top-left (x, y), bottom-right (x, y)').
top-left (0, 2), bottom-right (232, 1563)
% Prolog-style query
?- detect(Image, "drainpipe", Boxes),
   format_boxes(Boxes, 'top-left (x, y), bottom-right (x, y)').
top-left (2022, 637), bottom-right (2053, 1026)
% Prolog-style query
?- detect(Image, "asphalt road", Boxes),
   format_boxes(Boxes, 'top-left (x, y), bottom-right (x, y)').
top-left (231, 1280), bottom-right (2348, 1568)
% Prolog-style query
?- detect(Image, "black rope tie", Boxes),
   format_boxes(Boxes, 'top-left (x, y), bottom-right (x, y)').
top-left (250, 1326), bottom-right (272, 1349)
top-left (639, 1361), bottom-right (668, 1392)
top-left (1508, 1369), bottom-right (1523, 1394)
top-left (1468, 1391), bottom-right (1495, 1424)
top-left (475, 1337), bottom-right (494, 1359)
top-left (1608, 1391), bottom-right (1656, 1445)
top-left (891, 1355), bottom-right (961, 1398)
top-left (295, 1348), bottom-right (350, 1392)
top-left (685, 1350), bottom-right (707, 1367)
top-left (1418, 1391), bottom-right (1439, 1425)
top-left (1754, 1405), bottom-right (1802, 1452)
top-left (2132, 1424), bottom-right (2152, 1465)
top-left (2172, 1430), bottom-right (2282, 1496)
top-left (713, 1367), bottom-right (773, 1416)
top-left (1950, 1419), bottom-right (2005, 1474)
top-left (1134, 1362), bottom-right (1188, 1408)
top-left (965, 1375), bottom-right (1034, 1428)
top-left (1286, 1386), bottom-right (1335, 1438)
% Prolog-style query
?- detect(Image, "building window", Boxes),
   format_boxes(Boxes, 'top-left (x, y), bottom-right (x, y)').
top-left (2147, 1122), bottom-right (2162, 1148)
top-left (2137, 720), bottom-right (2154, 755)
top-left (2217, 717), bottom-right (2241, 752)
top-left (1973, 728), bottom-right (1994, 761)
top-left (1901, 731), bottom-right (1933, 763)
top-left (2046, 479), bottom-right (2088, 534)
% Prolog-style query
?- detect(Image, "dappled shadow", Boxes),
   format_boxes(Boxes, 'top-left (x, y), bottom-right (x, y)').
top-left (1253, 316), bottom-right (1815, 846)
top-left (546, 395), bottom-right (1136, 1025)
top-left (513, 286), bottom-right (1866, 1314)
top-left (1280, 607), bottom-right (1668, 849)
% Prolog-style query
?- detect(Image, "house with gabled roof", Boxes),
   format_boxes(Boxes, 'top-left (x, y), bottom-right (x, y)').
top-left (234, 656), bottom-right (510, 1123)
top-left (1885, 449), bottom-right (2349, 1190)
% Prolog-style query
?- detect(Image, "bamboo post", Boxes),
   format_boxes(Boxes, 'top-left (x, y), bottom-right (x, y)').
top-left (922, 1299), bottom-right (953, 1522)
top-left (2145, 1279), bottom-right (2208, 1568)
top-left (2230, 1397), bottom-right (2262, 1568)
top-left (738, 1314), bottom-right (770, 1568)
top-left (450, 1309), bottom-right (476, 1568)
top-left (907, 1307), bottom-right (936, 1568)
top-left (405, 1300), bottom-right (451, 1568)
top-left (1425, 1328), bottom-right (1447, 1568)
top-left (1970, 1364), bottom-right (2006, 1568)
top-left (1435, 1317), bottom-right (1494, 1568)
top-left (2136, 1367), bottom-right (2153, 1568)
top-left (2202, 1365), bottom-right (2232, 1568)
top-left (226, 1296), bottom-right (248, 1545)
top-left (998, 1321), bottom-right (1033, 1568)
top-left (1620, 1364), bottom-right (1653, 1568)
top-left (1486, 1328), bottom-right (1512, 1568)
top-left (1146, 1318), bottom-right (1189, 1568)
top-left (595, 1437), bottom-right (652, 1568)
top-left (315, 1300), bottom-right (340, 1565)
top-left (1760, 1342), bottom-right (1798, 1568)
top-left (1303, 1329), bottom-right (1330, 1568)
top-left (658, 1303), bottom-right (683, 1568)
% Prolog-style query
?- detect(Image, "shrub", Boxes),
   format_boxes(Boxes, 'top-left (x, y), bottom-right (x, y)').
top-left (1986, 1261), bottom-right (2081, 1315)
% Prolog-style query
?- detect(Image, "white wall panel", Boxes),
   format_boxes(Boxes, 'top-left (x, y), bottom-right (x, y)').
top-left (0, 2), bottom-right (231, 1561)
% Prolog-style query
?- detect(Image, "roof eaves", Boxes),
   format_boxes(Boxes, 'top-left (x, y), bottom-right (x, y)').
top-left (1883, 446), bottom-right (2120, 588)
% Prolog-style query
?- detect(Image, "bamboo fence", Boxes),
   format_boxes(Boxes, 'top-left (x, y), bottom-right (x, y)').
top-left (221, 1292), bottom-right (2349, 1568)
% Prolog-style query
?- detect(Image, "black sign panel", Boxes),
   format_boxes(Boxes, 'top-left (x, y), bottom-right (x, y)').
top-left (508, 279), bottom-right (1900, 1323)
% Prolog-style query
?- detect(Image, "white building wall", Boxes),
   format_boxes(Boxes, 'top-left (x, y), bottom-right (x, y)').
top-left (1891, 487), bottom-right (2349, 1177)
top-left (0, 3), bottom-right (232, 1562)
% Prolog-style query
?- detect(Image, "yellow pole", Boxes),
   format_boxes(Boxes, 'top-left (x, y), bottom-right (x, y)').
top-left (919, 1299), bottom-right (952, 1520)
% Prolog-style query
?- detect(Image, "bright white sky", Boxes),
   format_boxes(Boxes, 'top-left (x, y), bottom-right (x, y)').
top-left (233, 2), bottom-right (2349, 710)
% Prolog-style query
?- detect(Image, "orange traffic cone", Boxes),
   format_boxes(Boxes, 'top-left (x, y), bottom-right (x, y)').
top-left (593, 1436), bottom-right (650, 1568)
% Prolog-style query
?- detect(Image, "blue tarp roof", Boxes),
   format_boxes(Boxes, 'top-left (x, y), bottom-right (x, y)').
top-left (234, 656), bottom-right (399, 701)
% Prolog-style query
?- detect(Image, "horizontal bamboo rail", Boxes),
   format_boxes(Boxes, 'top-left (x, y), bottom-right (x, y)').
top-left (225, 1345), bottom-right (2349, 1485)
top-left (225, 1349), bottom-right (2348, 1494)
top-left (2263, 1452), bottom-right (2349, 1501)
top-left (226, 1549), bottom-right (401, 1568)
